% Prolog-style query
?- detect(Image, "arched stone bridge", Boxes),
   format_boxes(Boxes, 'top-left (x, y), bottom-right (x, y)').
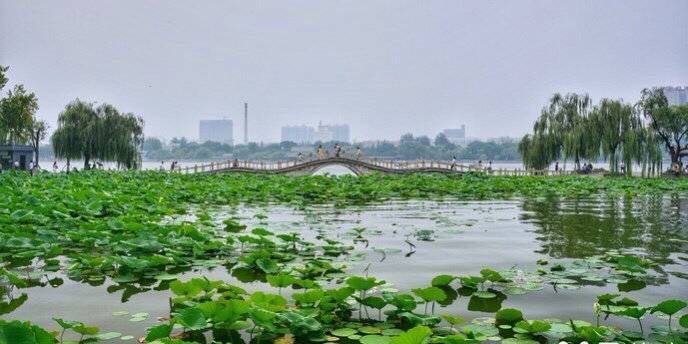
top-left (176, 157), bottom-right (572, 176)
top-left (176, 157), bottom-right (472, 176)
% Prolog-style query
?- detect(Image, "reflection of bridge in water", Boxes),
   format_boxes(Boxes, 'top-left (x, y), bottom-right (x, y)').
top-left (175, 157), bottom-right (573, 176)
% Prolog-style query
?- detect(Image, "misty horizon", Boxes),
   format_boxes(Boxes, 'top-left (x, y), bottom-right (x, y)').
top-left (2, 1), bottom-right (686, 143)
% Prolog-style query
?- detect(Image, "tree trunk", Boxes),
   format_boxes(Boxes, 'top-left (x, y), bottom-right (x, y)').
top-left (669, 146), bottom-right (680, 164)
top-left (84, 154), bottom-right (90, 170)
top-left (34, 148), bottom-right (39, 169)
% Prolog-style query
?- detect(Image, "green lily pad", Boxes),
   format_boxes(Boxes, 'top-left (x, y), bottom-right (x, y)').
top-left (360, 335), bottom-right (390, 344)
top-left (331, 328), bottom-right (357, 337)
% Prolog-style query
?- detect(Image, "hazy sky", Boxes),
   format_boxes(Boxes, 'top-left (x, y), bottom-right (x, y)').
top-left (1, 1), bottom-right (686, 143)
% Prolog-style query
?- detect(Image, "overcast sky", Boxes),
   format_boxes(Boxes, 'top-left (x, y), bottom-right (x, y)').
top-left (1, 1), bottom-right (686, 143)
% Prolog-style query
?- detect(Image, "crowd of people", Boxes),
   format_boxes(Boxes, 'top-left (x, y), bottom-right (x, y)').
top-left (293, 144), bottom-right (364, 161)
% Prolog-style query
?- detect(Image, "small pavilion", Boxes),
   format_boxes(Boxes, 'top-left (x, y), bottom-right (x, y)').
top-left (0, 144), bottom-right (34, 170)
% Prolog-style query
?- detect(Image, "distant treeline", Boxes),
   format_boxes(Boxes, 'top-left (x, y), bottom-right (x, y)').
top-left (136, 134), bottom-right (521, 162)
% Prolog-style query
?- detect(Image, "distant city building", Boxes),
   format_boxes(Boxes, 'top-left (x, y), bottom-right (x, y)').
top-left (199, 119), bottom-right (233, 144)
top-left (663, 86), bottom-right (688, 105)
top-left (280, 122), bottom-right (350, 143)
top-left (313, 131), bottom-right (331, 142)
top-left (442, 125), bottom-right (466, 145)
top-left (281, 125), bottom-right (315, 144)
top-left (317, 122), bottom-right (350, 143)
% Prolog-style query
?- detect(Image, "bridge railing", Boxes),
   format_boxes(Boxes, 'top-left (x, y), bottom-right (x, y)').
top-left (173, 158), bottom-right (575, 176)
top-left (172, 157), bottom-right (580, 176)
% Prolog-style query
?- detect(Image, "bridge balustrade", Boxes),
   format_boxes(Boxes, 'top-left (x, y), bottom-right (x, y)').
top-left (170, 158), bottom-right (590, 177)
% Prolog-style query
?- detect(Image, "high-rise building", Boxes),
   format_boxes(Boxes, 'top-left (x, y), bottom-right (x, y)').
top-left (663, 86), bottom-right (688, 105)
top-left (281, 125), bottom-right (315, 144)
top-left (199, 119), bottom-right (233, 144)
top-left (317, 123), bottom-right (350, 143)
top-left (280, 122), bottom-right (351, 143)
top-left (442, 125), bottom-right (466, 145)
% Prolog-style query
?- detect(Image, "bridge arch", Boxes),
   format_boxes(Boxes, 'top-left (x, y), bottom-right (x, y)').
top-left (193, 156), bottom-right (467, 176)
top-left (308, 162), bottom-right (363, 176)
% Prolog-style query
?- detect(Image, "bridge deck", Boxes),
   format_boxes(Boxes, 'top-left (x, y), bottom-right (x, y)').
top-left (174, 157), bottom-right (574, 176)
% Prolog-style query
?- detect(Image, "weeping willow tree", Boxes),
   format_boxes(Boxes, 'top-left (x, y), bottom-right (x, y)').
top-left (51, 99), bottom-right (97, 169)
top-left (588, 99), bottom-right (643, 175)
top-left (520, 92), bottom-right (665, 175)
top-left (519, 93), bottom-right (593, 170)
top-left (519, 134), bottom-right (555, 170)
top-left (630, 126), bottom-right (663, 177)
top-left (51, 99), bottom-right (144, 170)
top-left (97, 104), bottom-right (145, 169)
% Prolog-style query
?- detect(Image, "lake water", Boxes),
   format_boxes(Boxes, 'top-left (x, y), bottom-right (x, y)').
top-left (5, 193), bottom-right (688, 341)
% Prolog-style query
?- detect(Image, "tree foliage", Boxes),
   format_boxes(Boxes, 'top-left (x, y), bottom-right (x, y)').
top-left (638, 88), bottom-right (688, 167)
top-left (519, 93), bottom-right (594, 170)
top-left (590, 99), bottom-right (642, 175)
top-left (51, 99), bottom-right (145, 169)
top-left (520, 91), bottom-right (666, 175)
top-left (0, 66), bottom-right (39, 145)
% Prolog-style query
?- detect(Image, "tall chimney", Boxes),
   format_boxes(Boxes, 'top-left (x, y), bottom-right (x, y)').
top-left (243, 102), bottom-right (248, 144)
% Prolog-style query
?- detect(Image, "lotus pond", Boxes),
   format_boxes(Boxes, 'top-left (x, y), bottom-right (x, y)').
top-left (1, 172), bottom-right (688, 344)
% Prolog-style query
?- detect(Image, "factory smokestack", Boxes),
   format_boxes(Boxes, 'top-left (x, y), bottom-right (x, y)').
top-left (243, 102), bottom-right (248, 144)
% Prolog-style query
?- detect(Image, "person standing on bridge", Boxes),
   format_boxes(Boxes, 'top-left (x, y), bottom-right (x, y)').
top-left (355, 146), bottom-right (362, 160)
top-left (334, 143), bottom-right (342, 158)
top-left (451, 156), bottom-right (457, 170)
top-left (297, 152), bottom-right (303, 162)
top-left (316, 145), bottom-right (325, 159)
